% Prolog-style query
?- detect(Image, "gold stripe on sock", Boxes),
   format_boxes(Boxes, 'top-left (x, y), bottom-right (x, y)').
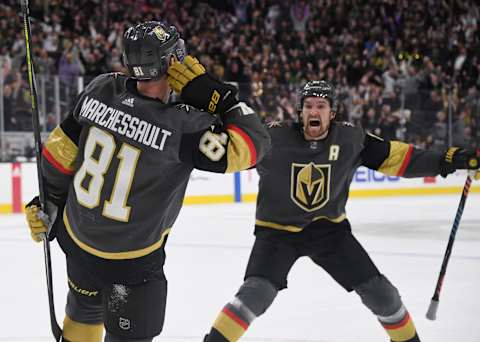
top-left (63, 315), bottom-right (103, 342)
top-left (212, 311), bottom-right (246, 341)
top-left (384, 315), bottom-right (417, 341)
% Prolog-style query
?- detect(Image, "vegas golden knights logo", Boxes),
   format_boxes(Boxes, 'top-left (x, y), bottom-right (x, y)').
top-left (291, 163), bottom-right (331, 212)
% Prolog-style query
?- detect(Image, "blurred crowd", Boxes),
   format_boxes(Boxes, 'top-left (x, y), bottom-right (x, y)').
top-left (1, 0), bottom-right (480, 154)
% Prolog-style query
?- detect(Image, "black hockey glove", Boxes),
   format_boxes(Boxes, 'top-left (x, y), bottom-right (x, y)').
top-left (439, 147), bottom-right (480, 178)
top-left (168, 55), bottom-right (238, 114)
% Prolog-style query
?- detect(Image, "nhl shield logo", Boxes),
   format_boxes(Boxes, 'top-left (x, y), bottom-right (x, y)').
top-left (291, 163), bottom-right (331, 212)
top-left (119, 317), bottom-right (131, 330)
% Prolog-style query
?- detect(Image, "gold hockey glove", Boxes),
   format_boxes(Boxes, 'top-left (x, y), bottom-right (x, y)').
top-left (168, 55), bottom-right (238, 114)
top-left (168, 55), bottom-right (206, 93)
top-left (25, 196), bottom-right (51, 242)
top-left (439, 147), bottom-right (480, 178)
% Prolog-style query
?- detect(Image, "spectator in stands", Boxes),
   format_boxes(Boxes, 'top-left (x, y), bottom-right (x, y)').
top-left (290, 0), bottom-right (310, 33)
top-left (362, 107), bottom-right (380, 135)
top-left (35, 47), bottom-right (55, 75)
top-left (377, 104), bottom-right (400, 140)
top-left (3, 83), bottom-right (17, 130)
top-left (421, 90), bottom-right (445, 127)
top-left (382, 65), bottom-right (399, 105)
top-left (58, 46), bottom-right (83, 116)
top-left (429, 110), bottom-right (449, 152)
top-left (1, 0), bottom-right (479, 159)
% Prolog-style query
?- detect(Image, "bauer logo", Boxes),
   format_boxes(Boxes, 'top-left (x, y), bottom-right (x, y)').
top-left (119, 317), bottom-right (131, 330)
top-left (354, 167), bottom-right (399, 183)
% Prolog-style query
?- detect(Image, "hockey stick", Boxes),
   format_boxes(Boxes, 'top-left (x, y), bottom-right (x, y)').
top-left (20, 0), bottom-right (62, 340)
top-left (426, 172), bottom-right (474, 320)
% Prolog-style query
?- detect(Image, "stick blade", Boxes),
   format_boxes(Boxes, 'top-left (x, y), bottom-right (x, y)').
top-left (426, 299), bottom-right (439, 320)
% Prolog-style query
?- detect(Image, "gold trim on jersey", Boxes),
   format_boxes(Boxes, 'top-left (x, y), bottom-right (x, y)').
top-left (255, 214), bottom-right (346, 232)
top-left (226, 126), bottom-right (254, 173)
top-left (44, 126), bottom-right (78, 172)
top-left (313, 213), bottom-right (346, 223)
top-left (255, 219), bottom-right (303, 232)
top-left (378, 141), bottom-right (411, 176)
top-left (63, 210), bottom-right (170, 259)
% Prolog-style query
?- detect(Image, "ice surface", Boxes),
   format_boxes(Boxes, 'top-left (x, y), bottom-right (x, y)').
top-left (1, 194), bottom-right (479, 341)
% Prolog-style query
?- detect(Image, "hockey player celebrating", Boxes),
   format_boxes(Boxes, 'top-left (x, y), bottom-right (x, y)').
top-left (203, 80), bottom-right (479, 342)
top-left (25, 21), bottom-right (270, 342)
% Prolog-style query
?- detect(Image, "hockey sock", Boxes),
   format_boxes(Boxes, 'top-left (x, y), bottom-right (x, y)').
top-left (205, 298), bottom-right (256, 342)
top-left (378, 306), bottom-right (419, 342)
top-left (63, 315), bottom-right (103, 342)
top-left (205, 277), bottom-right (277, 342)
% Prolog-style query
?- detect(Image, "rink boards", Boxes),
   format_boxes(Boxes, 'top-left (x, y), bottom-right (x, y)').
top-left (0, 162), bottom-right (478, 213)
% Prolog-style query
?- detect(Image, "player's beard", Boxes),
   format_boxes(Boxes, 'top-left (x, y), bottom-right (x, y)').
top-left (303, 118), bottom-right (331, 140)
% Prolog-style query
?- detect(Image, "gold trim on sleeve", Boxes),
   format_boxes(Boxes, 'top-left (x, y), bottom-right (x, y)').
top-left (226, 129), bottom-right (252, 173)
top-left (44, 126), bottom-right (78, 172)
top-left (378, 141), bottom-right (410, 176)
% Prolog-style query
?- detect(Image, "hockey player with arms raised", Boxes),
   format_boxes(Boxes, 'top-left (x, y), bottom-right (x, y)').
top-left (203, 80), bottom-right (480, 342)
top-left (25, 21), bottom-right (270, 342)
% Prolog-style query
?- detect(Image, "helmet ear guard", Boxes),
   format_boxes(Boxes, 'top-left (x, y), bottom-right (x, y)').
top-left (122, 21), bottom-right (187, 80)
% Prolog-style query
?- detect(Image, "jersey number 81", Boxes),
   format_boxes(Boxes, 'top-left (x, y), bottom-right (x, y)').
top-left (73, 127), bottom-right (140, 222)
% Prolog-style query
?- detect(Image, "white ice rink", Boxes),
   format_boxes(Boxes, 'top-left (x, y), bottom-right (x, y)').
top-left (1, 195), bottom-right (480, 342)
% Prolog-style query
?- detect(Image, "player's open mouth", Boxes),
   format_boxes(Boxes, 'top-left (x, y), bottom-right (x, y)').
top-left (309, 119), bottom-right (320, 127)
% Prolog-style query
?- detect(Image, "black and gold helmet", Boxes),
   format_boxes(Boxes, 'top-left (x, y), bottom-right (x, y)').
top-left (122, 21), bottom-right (186, 80)
top-left (297, 80), bottom-right (337, 113)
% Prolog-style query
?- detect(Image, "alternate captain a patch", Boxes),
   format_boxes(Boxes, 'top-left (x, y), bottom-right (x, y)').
top-left (290, 163), bottom-right (331, 212)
